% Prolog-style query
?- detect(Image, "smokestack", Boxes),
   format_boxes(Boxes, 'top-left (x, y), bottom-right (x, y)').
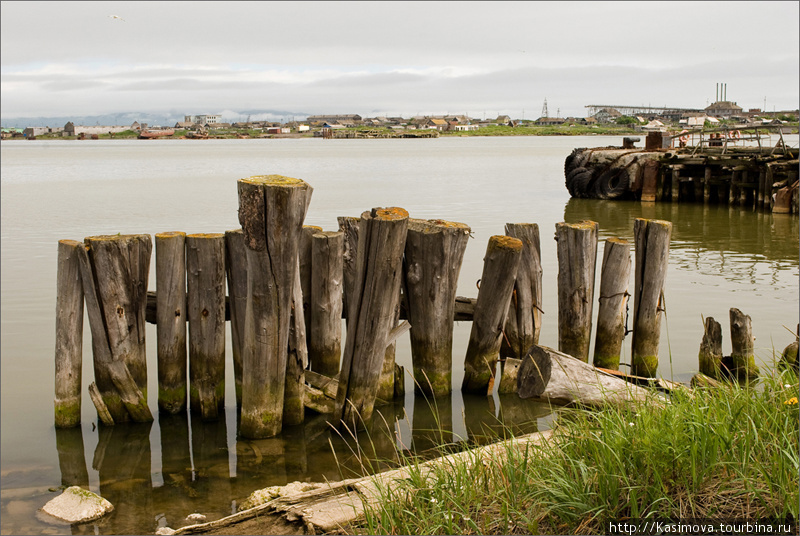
top-left (724, 83), bottom-right (727, 101)
top-left (716, 83), bottom-right (719, 102)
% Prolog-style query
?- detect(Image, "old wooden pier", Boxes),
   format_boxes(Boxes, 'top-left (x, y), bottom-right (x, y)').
top-left (565, 126), bottom-right (799, 214)
top-left (56, 174), bottom-right (694, 438)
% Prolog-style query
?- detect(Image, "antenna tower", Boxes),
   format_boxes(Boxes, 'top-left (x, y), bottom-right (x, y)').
top-left (541, 98), bottom-right (549, 118)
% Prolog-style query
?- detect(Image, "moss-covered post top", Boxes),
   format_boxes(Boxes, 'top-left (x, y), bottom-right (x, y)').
top-left (363, 207), bottom-right (409, 221)
top-left (238, 174), bottom-right (308, 188)
top-left (488, 235), bottom-right (523, 252)
top-left (408, 218), bottom-right (471, 234)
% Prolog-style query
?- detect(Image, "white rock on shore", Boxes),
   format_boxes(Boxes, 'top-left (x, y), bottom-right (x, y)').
top-left (40, 486), bottom-right (114, 524)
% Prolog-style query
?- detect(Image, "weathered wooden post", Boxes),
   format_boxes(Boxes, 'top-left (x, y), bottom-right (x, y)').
top-left (729, 169), bottom-right (740, 206)
top-left (631, 218), bottom-right (672, 378)
top-left (78, 234), bottom-right (151, 423)
top-left (592, 237), bottom-right (631, 371)
top-left (284, 261), bottom-right (309, 426)
top-left (671, 167), bottom-right (681, 202)
top-left (698, 316), bottom-right (723, 379)
top-left (462, 235), bottom-right (523, 395)
top-left (224, 229), bottom-right (247, 406)
top-left (704, 167), bottom-right (713, 204)
top-left (334, 208), bottom-right (408, 431)
top-left (55, 240), bottom-right (84, 428)
top-left (108, 361), bottom-right (153, 422)
top-left (336, 216), bottom-right (360, 324)
top-left (555, 221), bottom-right (598, 363)
top-left (729, 308), bottom-right (759, 380)
top-left (500, 223), bottom-right (543, 361)
top-left (300, 225), bottom-right (323, 332)
top-left (309, 231), bottom-right (344, 377)
top-left (155, 231), bottom-right (187, 414)
top-left (186, 233), bottom-right (226, 421)
top-left (403, 218), bottom-right (471, 396)
top-left (757, 169), bottom-right (767, 210)
top-left (640, 160), bottom-right (659, 202)
top-left (238, 175), bottom-right (311, 439)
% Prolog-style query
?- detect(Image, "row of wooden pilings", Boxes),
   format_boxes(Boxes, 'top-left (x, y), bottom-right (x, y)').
top-left (55, 175), bottom-right (674, 438)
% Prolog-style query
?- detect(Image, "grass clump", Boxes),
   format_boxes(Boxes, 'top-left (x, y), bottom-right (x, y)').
top-left (355, 369), bottom-right (799, 535)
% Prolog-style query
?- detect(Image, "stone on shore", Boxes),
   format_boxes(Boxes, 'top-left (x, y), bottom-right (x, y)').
top-left (40, 486), bottom-right (113, 524)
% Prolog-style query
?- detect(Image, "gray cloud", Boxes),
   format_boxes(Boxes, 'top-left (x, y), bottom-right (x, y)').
top-left (2, 1), bottom-right (797, 121)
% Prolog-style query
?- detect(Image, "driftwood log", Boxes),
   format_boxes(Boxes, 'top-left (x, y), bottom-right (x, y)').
top-left (186, 233), bottom-right (226, 421)
top-left (238, 175), bottom-right (312, 439)
top-left (403, 218), bottom-right (471, 396)
top-left (334, 208), bottom-right (408, 431)
top-left (171, 429), bottom-right (555, 535)
top-left (155, 231), bottom-right (187, 414)
top-left (555, 221), bottom-right (598, 363)
top-left (79, 234), bottom-right (151, 423)
top-left (501, 223), bottom-right (543, 360)
top-left (462, 235), bottom-right (522, 394)
top-left (592, 237), bottom-right (631, 370)
top-left (54, 240), bottom-right (84, 428)
top-left (631, 218), bottom-right (672, 377)
top-left (518, 345), bottom-right (653, 406)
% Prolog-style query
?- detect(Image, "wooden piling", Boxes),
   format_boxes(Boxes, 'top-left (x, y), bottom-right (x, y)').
top-left (698, 316), bottom-right (723, 379)
top-left (238, 175), bottom-right (311, 439)
top-left (500, 223), bottom-right (543, 361)
top-left (224, 229), bottom-right (247, 406)
top-left (79, 234), bottom-right (152, 423)
top-left (729, 308), bottom-right (759, 380)
top-left (309, 231), bottom-right (345, 377)
top-left (336, 216), bottom-right (360, 324)
top-left (186, 233), bottom-right (226, 420)
top-left (703, 167), bottom-right (713, 204)
top-left (592, 238), bottom-right (631, 371)
top-left (462, 235), bottom-right (523, 395)
top-left (300, 225), bottom-right (323, 333)
top-left (555, 221), bottom-right (598, 363)
top-left (55, 240), bottom-right (84, 428)
top-left (334, 207), bottom-right (408, 431)
top-left (403, 218), bottom-right (471, 396)
top-left (631, 219), bottom-right (672, 378)
top-left (377, 304), bottom-right (402, 403)
top-left (155, 232), bottom-right (187, 414)
top-left (671, 167), bottom-right (681, 202)
top-left (284, 261), bottom-right (309, 426)
top-left (108, 361), bottom-right (153, 423)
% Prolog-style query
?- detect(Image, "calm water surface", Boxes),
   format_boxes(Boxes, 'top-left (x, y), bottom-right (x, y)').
top-left (1, 136), bottom-right (797, 534)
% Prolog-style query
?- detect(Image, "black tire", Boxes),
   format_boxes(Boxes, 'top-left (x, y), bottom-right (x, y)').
top-left (566, 167), bottom-right (594, 198)
top-left (564, 148), bottom-right (590, 178)
top-left (592, 167), bottom-right (630, 199)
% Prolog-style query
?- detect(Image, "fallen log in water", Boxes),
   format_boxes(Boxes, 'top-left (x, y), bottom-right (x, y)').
top-left (170, 429), bottom-right (555, 535)
top-left (517, 345), bottom-right (654, 406)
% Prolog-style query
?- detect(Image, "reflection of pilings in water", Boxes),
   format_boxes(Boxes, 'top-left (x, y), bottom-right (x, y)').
top-left (152, 412), bottom-right (194, 531)
top-left (563, 198), bottom-right (800, 266)
top-left (55, 427), bottom-right (89, 488)
top-left (411, 394), bottom-right (453, 455)
top-left (93, 422), bottom-right (153, 534)
top-left (461, 394), bottom-right (499, 446)
top-left (496, 395), bottom-right (552, 437)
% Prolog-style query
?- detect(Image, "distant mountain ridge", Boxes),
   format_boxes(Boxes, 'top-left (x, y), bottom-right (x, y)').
top-left (1, 109), bottom-right (310, 128)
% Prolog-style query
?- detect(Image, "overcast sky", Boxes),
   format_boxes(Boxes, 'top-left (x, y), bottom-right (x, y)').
top-left (2, 1), bottom-right (798, 122)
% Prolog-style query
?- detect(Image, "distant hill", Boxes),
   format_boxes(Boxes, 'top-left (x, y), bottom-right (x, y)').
top-left (1, 109), bottom-right (310, 128)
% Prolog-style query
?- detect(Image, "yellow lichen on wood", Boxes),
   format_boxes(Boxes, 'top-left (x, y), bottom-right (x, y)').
top-left (186, 233), bottom-right (225, 239)
top-left (374, 207), bottom-right (409, 221)
top-left (489, 235), bottom-right (523, 251)
top-left (240, 175), bottom-right (306, 187)
top-left (156, 231), bottom-right (186, 239)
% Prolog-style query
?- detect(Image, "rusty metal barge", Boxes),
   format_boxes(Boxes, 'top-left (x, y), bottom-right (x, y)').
top-left (564, 125), bottom-right (799, 213)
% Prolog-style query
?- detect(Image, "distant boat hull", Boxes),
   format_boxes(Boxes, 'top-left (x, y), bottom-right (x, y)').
top-left (138, 129), bottom-right (174, 139)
